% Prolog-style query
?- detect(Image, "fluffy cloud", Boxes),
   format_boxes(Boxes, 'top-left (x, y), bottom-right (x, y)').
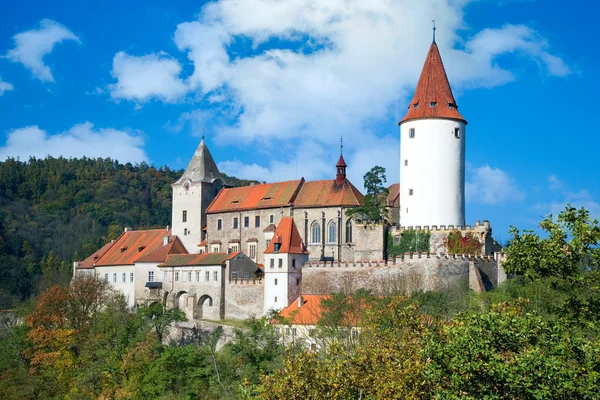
top-left (533, 175), bottom-right (600, 220)
top-left (0, 76), bottom-right (13, 95)
top-left (466, 164), bottom-right (524, 204)
top-left (108, 52), bottom-right (188, 103)
top-left (0, 122), bottom-right (148, 163)
top-left (5, 19), bottom-right (80, 82)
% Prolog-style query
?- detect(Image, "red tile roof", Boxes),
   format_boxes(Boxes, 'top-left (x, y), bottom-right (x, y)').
top-left (92, 229), bottom-right (170, 266)
top-left (263, 224), bottom-right (277, 233)
top-left (224, 251), bottom-right (242, 261)
top-left (198, 239), bottom-right (207, 246)
top-left (264, 217), bottom-right (309, 255)
top-left (386, 183), bottom-right (400, 207)
top-left (278, 295), bottom-right (330, 325)
top-left (206, 179), bottom-right (302, 214)
top-left (400, 43), bottom-right (466, 124)
top-left (76, 241), bottom-right (115, 269)
top-left (135, 236), bottom-right (188, 263)
top-left (293, 179), bottom-right (364, 208)
top-left (159, 252), bottom-right (232, 267)
top-left (336, 154), bottom-right (347, 168)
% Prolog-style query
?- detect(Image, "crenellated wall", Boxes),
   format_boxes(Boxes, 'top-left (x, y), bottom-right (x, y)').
top-left (224, 278), bottom-right (265, 319)
top-left (301, 252), bottom-right (505, 295)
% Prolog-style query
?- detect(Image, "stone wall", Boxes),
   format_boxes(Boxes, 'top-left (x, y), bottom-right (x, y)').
top-left (224, 279), bottom-right (265, 319)
top-left (301, 253), bottom-right (504, 295)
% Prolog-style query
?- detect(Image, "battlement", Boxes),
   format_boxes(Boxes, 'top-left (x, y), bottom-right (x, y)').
top-left (390, 220), bottom-right (491, 233)
top-left (227, 278), bottom-right (264, 285)
top-left (303, 252), bottom-right (504, 269)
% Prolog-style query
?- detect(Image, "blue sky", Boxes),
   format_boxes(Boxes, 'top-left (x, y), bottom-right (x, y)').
top-left (0, 0), bottom-right (597, 242)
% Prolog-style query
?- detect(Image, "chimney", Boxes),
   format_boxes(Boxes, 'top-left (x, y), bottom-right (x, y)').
top-left (163, 236), bottom-right (169, 246)
top-left (297, 295), bottom-right (303, 308)
top-left (124, 226), bottom-right (132, 232)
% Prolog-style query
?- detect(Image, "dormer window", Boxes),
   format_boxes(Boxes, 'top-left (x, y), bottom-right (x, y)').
top-left (448, 102), bottom-right (456, 108)
top-left (138, 245), bottom-right (146, 252)
top-left (120, 246), bottom-right (128, 253)
top-left (430, 102), bottom-right (437, 108)
top-left (413, 102), bottom-right (419, 109)
top-left (274, 243), bottom-right (281, 252)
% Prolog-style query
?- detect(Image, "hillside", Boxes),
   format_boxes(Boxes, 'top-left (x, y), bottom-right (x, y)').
top-left (0, 157), bottom-right (256, 308)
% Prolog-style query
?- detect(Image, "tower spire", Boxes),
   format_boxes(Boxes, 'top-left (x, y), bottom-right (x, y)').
top-left (432, 19), bottom-right (436, 44)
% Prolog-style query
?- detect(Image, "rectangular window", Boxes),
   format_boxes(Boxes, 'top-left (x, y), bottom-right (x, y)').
top-left (454, 127), bottom-right (461, 138)
top-left (269, 215), bottom-right (274, 224)
top-left (292, 259), bottom-right (296, 268)
top-left (270, 259), bottom-right (274, 268)
top-left (292, 328), bottom-right (297, 337)
top-left (231, 271), bottom-right (238, 280)
top-left (274, 278), bottom-right (278, 285)
top-left (233, 217), bottom-right (238, 229)
top-left (188, 271), bottom-right (192, 282)
top-left (175, 271), bottom-right (179, 282)
top-left (244, 216), bottom-right (249, 228)
top-left (409, 189), bottom-right (413, 196)
top-left (231, 244), bottom-right (238, 252)
top-left (104, 273), bottom-right (109, 282)
top-left (278, 258), bottom-right (283, 268)
top-left (148, 271), bottom-right (154, 282)
top-left (122, 272), bottom-right (126, 283)
top-left (217, 219), bottom-right (222, 230)
top-left (113, 273), bottom-right (117, 283)
top-left (213, 271), bottom-right (218, 281)
top-left (194, 271), bottom-right (198, 281)
top-left (296, 278), bottom-right (300, 286)
top-left (205, 271), bottom-right (210, 281)
top-left (164, 271), bottom-right (168, 281)
top-left (130, 272), bottom-right (134, 283)
top-left (249, 244), bottom-right (256, 259)
top-left (409, 128), bottom-right (415, 138)
top-left (404, 159), bottom-right (408, 166)
top-left (266, 239), bottom-right (271, 249)
top-left (182, 210), bottom-right (187, 223)
top-left (430, 101), bottom-right (437, 108)
top-left (275, 296), bottom-right (278, 303)
top-left (243, 272), bottom-right (250, 279)
top-left (255, 215), bottom-right (260, 228)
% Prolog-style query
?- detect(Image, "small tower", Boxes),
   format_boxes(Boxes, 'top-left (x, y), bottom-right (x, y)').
top-left (171, 136), bottom-right (225, 252)
top-left (399, 27), bottom-right (467, 228)
top-left (336, 136), bottom-right (347, 185)
top-left (263, 217), bottom-right (309, 312)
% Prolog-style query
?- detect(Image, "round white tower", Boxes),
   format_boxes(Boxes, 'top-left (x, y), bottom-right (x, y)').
top-left (399, 36), bottom-right (466, 228)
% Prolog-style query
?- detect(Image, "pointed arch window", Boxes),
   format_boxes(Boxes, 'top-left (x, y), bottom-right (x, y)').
top-left (311, 221), bottom-right (321, 244)
top-left (328, 220), bottom-right (336, 243)
top-left (345, 219), bottom-right (353, 243)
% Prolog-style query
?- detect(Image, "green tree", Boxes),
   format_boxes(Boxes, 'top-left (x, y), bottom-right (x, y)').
top-left (346, 166), bottom-right (389, 223)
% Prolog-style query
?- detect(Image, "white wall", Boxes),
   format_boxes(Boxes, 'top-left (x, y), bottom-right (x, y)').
top-left (95, 266), bottom-right (136, 308)
top-left (399, 118), bottom-right (466, 228)
top-left (263, 253), bottom-right (306, 312)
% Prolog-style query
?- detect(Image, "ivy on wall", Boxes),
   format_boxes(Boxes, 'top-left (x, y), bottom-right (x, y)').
top-left (387, 230), bottom-right (430, 259)
top-left (443, 230), bottom-right (483, 255)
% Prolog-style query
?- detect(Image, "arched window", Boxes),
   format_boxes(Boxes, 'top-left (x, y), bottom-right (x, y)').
top-left (345, 220), bottom-right (353, 243)
top-left (311, 221), bottom-right (321, 244)
top-left (328, 220), bottom-right (336, 243)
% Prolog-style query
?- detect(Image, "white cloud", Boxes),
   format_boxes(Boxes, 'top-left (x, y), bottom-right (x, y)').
top-left (0, 76), bottom-right (14, 95)
top-left (5, 19), bottom-right (80, 82)
top-left (108, 51), bottom-right (188, 103)
top-left (0, 122), bottom-right (148, 163)
top-left (466, 164), bottom-right (524, 204)
top-left (533, 175), bottom-right (600, 220)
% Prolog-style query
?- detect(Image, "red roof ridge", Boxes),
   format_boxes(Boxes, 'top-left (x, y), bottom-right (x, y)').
top-left (400, 42), bottom-right (466, 124)
top-left (264, 217), bottom-right (309, 255)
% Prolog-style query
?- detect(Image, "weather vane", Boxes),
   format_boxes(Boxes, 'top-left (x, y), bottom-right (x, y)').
top-left (202, 127), bottom-right (206, 140)
top-left (432, 19), bottom-right (436, 44)
top-left (340, 136), bottom-right (344, 155)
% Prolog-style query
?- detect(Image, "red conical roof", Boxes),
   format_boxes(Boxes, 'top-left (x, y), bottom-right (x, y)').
top-left (336, 154), bottom-right (347, 168)
top-left (400, 43), bottom-right (466, 124)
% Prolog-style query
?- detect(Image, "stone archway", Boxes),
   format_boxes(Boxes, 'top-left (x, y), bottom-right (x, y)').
top-left (174, 291), bottom-right (188, 310)
top-left (162, 291), bottom-right (170, 310)
top-left (194, 294), bottom-right (215, 320)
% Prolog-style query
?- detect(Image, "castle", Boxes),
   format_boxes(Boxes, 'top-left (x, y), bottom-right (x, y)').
top-left (74, 35), bottom-right (504, 322)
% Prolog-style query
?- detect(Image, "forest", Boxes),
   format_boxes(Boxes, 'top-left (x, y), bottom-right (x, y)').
top-left (0, 157), bottom-right (256, 308)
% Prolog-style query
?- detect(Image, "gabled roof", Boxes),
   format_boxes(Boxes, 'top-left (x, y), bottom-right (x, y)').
top-left (293, 179), bottom-right (364, 208)
top-left (77, 241), bottom-right (115, 269)
top-left (135, 236), bottom-right (188, 263)
top-left (158, 252), bottom-right (234, 267)
top-left (277, 295), bottom-right (330, 325)
top-left (264, 217), bottom-right (309, 255)
top-left (263, 224), bottom-right (277, 233)
top-left (386, 183), bottom-right (400, 207)
top-left (400, 43), bottom-right (466, 124)
top-left (87, 229), bottom-right (171, 266)
top-left (173, 137), bottom-right (225, 185)
top-left (206, 179), bottom-right (302, 213)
